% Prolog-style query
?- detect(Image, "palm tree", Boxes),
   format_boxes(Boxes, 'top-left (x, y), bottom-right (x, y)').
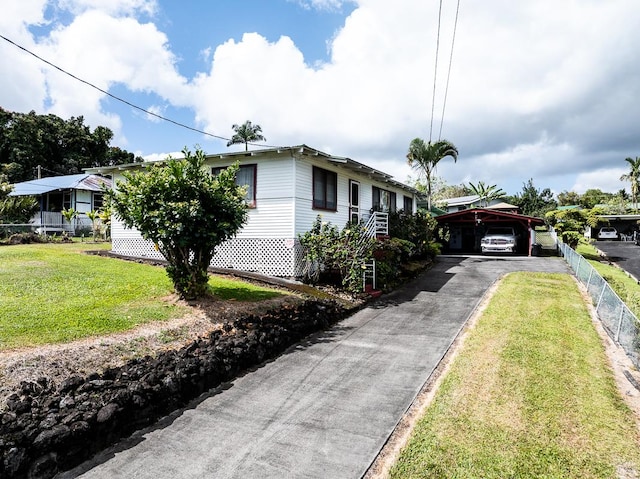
top-left (226, 121), bottom-right (267, 151)
top-left (407, 138), bottom-right (458, 211)
top-left (468, 181), bottom-right (506, 207)
top-left (620, 156), bottom-right (640, 212)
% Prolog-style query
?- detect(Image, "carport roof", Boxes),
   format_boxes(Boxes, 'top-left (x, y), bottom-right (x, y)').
top-left (434, 208), bottom-right (545, 226)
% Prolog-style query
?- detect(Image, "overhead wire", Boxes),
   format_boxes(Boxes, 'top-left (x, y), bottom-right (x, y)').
top-left (438, 0), bottom-right (461, 141)
top-left (429, 0), bottom-right (444, 144)
top-left (0, 34), bottom-right (281, 150)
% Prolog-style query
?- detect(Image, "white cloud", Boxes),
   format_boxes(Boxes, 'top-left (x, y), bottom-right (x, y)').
top-left (572, 168), bottom-right (628, 195)
top-left (142, 151), bottom-right (181, 162)
top-left (2, 0), bottom-right (639, 197)
top-left (30, 8), bottom-right (189, 145)
top-left (57, 0), bottom-right (157, 16)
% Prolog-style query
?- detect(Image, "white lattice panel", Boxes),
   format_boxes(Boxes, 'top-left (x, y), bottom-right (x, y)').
top-left (112, 238), bottom-right (164, 259)
top-left (112, 237), bottom-right (302, 277)
top-left (211, 238), bottom-right (298, 276)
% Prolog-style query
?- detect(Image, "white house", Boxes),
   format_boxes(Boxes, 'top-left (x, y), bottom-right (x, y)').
top-left (88, 145), bottom-right (420, 277)
top-left (9, 174), bottom-right (110, 233)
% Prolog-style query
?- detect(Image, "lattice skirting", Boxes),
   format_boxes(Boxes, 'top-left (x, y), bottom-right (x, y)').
top-left (112, 237), bottom-right (306, 278)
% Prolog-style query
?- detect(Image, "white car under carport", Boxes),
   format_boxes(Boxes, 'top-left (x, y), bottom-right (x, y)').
top-left (597, 227), bottom-right (618, 240)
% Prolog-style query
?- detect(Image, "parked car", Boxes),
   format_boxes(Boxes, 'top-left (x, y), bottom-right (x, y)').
top-left (597, 227), bottom-right (618, 241)
top-left (480, 226), bottom-right (518, 254)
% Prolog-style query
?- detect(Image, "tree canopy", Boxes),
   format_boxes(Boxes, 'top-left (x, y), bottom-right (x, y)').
top-left (226, 121), bottom-right (267, 151)
top-left (467, 181), bottom-right (506, 207)
top-left (620, 156), bottom-right (640, 210)
top-left (406, 138), bottom-right (458, 212)
top-left (506, 178), bottom-right (557, 218)
top-left (0, 107), bottom-right (142, 183)
top-left (108, 147), bottom-right (248, 299)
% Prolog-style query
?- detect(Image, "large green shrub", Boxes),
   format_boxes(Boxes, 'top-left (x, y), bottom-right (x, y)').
top-left (298, 216), bottom-right (376, 293)
top-left (108, 147), bottom-right (248, 299)
top-left (388, 210), bottom-right (439, 259)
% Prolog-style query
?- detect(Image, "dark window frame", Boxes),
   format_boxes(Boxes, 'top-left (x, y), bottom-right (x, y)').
top-left (212, 163), bottom-right (257, 208)
top-left (372, 186), bottom-right (397, 213)
top-left (403, 195), bottom-right (413, 214)
top-left (312, 166), bottom-right (338, 211)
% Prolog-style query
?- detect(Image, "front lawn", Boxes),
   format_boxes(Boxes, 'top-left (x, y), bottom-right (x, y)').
top-left (390, 272), bottom-right (640, 478)
top-left (0, 243), bottom-right (285, 350)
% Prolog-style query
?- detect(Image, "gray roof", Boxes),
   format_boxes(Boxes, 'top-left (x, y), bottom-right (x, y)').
top-left (9, 174), bottom-right (111, 197)
top-left (438, 194), bottom-right (481, 206)
top-left (85, 144), bottom-right (421, 196)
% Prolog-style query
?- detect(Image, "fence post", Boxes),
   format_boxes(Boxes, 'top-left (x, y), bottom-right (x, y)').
top-left (575, 254), bottom-right (582, 281)
top-left (616, 306), bottom-right (625, 343)
top-left (595, 282), bottom-right (607, 314)
top-left (586, 267), bottom-right (594, 291)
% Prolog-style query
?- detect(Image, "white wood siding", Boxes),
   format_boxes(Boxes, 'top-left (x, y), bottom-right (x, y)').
top-left (205, 156), bottom-right (296, 238)
top-left (293, 158), bottom-right (350, 236)
top-left (292, 157), bottom-right (417, 235)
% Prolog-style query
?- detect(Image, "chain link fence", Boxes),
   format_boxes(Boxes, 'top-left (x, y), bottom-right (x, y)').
top-left (559, 242), bottom-right (640, 368)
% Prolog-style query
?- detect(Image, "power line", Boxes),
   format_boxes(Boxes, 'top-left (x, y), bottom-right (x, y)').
top-left (0, 34), bottom-right (280, 149)
top-left (429, 0), bottom-right (444, 143)
top-left (438, 0), bottom-right (461, 141)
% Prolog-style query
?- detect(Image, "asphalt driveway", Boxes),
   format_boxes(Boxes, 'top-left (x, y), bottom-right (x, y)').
top-left (594, 240), bottom-right (640, 280)
top-left (62, 255), bottom-right (571, 479)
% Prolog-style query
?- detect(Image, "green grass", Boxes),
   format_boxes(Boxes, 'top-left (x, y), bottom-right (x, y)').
top-left (208, 276), bottom-right (284, 301)
top-left (390, 272), bottom-right (640, 479)
top-left (0, 243), bottom-right (285, 350)
top-left (577, 242), bottom-right (640, 290)
top-left (577, 241), bottom-right (640, 318)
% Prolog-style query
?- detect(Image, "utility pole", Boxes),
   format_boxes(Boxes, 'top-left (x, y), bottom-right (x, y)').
top-left (37, 165), bottom-right (41, 179)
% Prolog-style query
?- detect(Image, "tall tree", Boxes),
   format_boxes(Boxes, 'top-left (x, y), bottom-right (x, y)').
top-left (108, 147), bottom-right (248, 299)
top-left (579, 188), bottom-right (612, 209)
top-left (0, 107), bottom-right (141, 182)
top-left (406, 138), bottom-right (458, 211)
top-left (467, 181), bottom-right (506, 207)
top-left (508, 178), bottom-right (557, 217)
top-left (556, 190), bottom-right (581, 206)
top-left (226, 121), bottom-right (266, 151)
top-left (620, 156), bottom-right (640, 211)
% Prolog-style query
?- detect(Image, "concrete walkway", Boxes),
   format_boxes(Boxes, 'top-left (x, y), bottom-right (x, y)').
top-left (63, 256), bottom-right (571, 479)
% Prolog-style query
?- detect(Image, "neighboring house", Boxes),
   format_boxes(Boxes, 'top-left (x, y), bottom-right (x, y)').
top-left (87, 145), bottom-right (420, 277)
top-left (484, 201), bottom-right (520, 214)
top-left (9, 174), bottom-right (111, 233)
top-left (433, 195), bottom-right (518, 214)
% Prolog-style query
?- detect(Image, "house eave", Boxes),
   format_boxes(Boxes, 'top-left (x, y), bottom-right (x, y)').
top-left (84, 144), bottom-right (420, 195)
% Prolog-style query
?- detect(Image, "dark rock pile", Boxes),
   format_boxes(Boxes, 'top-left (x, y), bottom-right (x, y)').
top-left (0, 299), bottom-right (346, 479)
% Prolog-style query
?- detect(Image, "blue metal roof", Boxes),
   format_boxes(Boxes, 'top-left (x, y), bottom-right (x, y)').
top-left (9, 174), bottom-right (111, 197)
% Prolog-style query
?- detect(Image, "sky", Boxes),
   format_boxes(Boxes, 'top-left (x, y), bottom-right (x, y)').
top-left (1, 0), bottom-right (639, 197)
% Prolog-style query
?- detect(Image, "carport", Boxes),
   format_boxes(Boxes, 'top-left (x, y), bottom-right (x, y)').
top-left (435, 208), bottom-right (546, 256)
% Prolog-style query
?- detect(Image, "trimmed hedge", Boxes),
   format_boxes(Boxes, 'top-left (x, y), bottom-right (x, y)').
top-left (0, 299), bottom-right (347, 478)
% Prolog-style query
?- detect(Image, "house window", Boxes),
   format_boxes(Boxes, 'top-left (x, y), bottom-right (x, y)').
top-left (212, 164), bottom-right (257, 207)
top-left (372, 186), bottom-right (396, 213)
top-left (313, 166), bottom-right (337, 211)
top-left (93, 193), bottom-right (104, 211)
top-left (63, 191), bottom-right (72, 211)
top-left (403, 195), bottom-right (413, 214)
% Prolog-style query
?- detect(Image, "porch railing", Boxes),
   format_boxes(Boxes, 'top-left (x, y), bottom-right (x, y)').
top-left (359, 212), bottom-right (388, 291)
top-left (29, 212), bottom-right (94, 233)
top-left (362, 211), bottom-right (389, 238)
